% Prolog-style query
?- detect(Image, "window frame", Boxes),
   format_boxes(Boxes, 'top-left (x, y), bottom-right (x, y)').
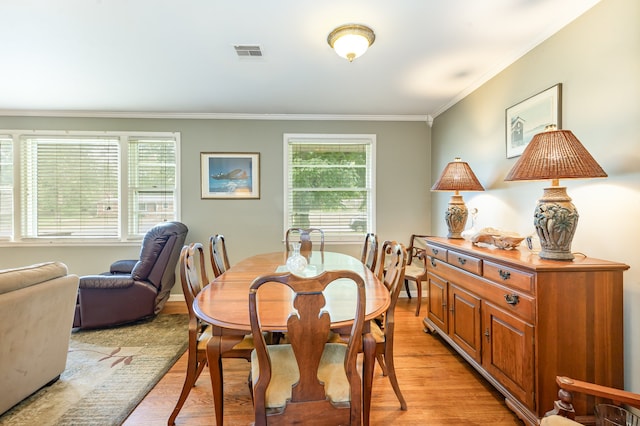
top-left (283, 133), bottom-right (376, 244)
top-left (0, 130), bottom-right (180, 246)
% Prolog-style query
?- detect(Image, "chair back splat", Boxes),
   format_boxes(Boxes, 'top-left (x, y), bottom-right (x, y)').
top-left (360, 232), bottom-right (379, 272)
top-left (209, 234), bottom-right (231, 277)
top-left (285, 227), bottom-right (325, 253)
top-left (249, 270), bottom-right (365, 425)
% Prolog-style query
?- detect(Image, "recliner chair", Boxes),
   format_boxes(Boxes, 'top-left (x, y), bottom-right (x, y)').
top-left (72, 221), bottom-right (188, 329)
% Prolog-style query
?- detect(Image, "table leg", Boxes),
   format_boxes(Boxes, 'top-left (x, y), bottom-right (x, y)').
top-left (206, 336), bottom-right (224, 426)
top-left (362, 331), bottom-right (375, 426)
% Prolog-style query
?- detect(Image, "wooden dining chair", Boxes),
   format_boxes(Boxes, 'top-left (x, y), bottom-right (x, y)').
top-left (404, 234), bottom-right (429, 316)
top-left (360, 232), bottom-right (378, 272)
top-left (285, 227), bottom-right (325, 253)
top-left (541, 376), bottom-right (640, 425)
top-left (371, 240), bottom-right (408, 410)
top-left (248, 270), bottom-right (367, 425)
top-left (209, 234), bottom-right (231, 277)
top-left (169, 243), bottom-right (254, 426)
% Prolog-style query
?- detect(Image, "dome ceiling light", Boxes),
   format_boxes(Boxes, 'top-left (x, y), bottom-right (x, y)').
top-left (327, 24), bottom-right (375, 62)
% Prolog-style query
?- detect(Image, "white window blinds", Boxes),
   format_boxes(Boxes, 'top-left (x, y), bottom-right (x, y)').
top-left (285, 134), bottom-right (375, 241)
top-left (128, 137), bottom-right (177, 236)
top-left (0, 136), bottom-right (13, 239)
top-left (21, 136), bottom-right (120, 239)
top-left (1, 131), bottom-right (179, 242)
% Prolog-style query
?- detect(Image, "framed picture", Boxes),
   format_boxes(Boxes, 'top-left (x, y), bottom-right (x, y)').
top-left (200, 152), bottom-right (260, 199)
top-left (505, 83), bottom-right (562, 158)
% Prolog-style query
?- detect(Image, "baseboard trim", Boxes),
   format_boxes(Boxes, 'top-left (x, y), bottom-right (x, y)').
top-left (161, 295), bottom-right (187, 314)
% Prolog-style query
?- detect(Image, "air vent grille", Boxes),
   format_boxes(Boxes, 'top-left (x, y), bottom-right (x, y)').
top-left (234, 45), bottom-right (263, 57)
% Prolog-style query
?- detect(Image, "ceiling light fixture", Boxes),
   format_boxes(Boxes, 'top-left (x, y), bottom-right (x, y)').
top-left (327, 24), bottom-right (375, 62)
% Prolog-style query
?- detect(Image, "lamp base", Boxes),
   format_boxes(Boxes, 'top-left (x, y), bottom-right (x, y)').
top-left (533, 186), bottom-right (578, 261)
top-left (445, 194), bottom-right (468, 239)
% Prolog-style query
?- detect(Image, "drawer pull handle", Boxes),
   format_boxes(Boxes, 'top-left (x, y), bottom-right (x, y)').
top-left (457, 257), bottom-right (466, 265)
top-left (432, 248), bottom-right (439, 255)
top-left (504, 294), bottom-right (520, 305)
top-left (499, 270), bottom-right (511, 280)
top-left (430, 258), bottom-right (437, 267)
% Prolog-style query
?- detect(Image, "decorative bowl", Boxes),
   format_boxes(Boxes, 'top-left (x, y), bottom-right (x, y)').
top-left (490, 235), bottom-right (525, 250)
top-left (470, 228), bottom-right (525, 250)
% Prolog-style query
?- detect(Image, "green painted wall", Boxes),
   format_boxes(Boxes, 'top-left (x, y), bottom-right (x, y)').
top-left (0, 116), bottom-right (431, 282)
top-left (431, 0), bottom-right (640, 392)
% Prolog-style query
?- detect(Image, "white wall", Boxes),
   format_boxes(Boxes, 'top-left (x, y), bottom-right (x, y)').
top-left (431, 0), bottom-right (639, 392)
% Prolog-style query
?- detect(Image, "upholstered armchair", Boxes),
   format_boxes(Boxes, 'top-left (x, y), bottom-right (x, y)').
top-left (72, 221), bottom-right (188, 329)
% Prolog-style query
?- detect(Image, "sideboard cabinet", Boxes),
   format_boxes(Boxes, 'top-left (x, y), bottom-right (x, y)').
top-left (422, 237), bottom-right (628, 425)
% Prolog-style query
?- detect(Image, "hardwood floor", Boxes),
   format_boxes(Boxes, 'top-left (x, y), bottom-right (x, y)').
top-left (124, 298), bottom-right (524, 425)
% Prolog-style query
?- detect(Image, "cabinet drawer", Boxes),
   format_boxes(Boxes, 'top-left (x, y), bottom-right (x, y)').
top-left (447, 250), bottom-right (482, 275)
top-left (425, 243), bottom-right (447, 261)
top-left (481, 282), bottom-right (534, 323)
top-left (483, 261), bottom-right (533, 293)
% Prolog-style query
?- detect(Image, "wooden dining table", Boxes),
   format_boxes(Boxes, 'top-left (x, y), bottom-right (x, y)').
top-left (193, 250), bottom-right (391, 426)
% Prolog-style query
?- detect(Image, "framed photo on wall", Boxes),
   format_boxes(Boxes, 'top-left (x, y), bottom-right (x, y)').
top-left (505, 83), bottom-right (562, 158)
top-left (200, 152), bottom-right (260, 199)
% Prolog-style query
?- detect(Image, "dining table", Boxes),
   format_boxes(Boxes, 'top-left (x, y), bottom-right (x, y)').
top-left (193, 250), bottom-right (391, 426)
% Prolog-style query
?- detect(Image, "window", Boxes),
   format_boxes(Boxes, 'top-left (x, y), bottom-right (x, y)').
top-left (0, 136), bottom-right (12, 238)
top-left (1, 130), bottom-right (179, 243)
top-left (284, 134), bottom-right (375, 242)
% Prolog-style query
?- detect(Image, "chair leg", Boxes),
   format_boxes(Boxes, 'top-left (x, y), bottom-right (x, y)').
top-left (168, 352), bottom-right (207, 425)
top-left (375, 352), bottom-right (388, 376)
top-left (414, 280), bottom-right (422, 316)
top-left (384, 345), bottom-right (407, 410)
top-left (405, 279), bottom-right (422, 316)
top-left (403, 279), bottom-right (412, 299)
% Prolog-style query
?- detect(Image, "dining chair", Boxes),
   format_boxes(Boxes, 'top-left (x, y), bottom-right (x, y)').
top-left (248, 270), bottom-right (367, 425)
top-left (541, 376), bottom-right (640, 425)
top-left (285, 227), bottom-right (325, 253)
top-left (404, 234), bottom-right (429, 316)
top-left (371, 240), bottom-right (408, 410)
top-left (360, 232), bottom-right (378, 272)
top-left (209, 234), bottom-right (231, 277)
top-left (168, 243), bottom-right (254, 426)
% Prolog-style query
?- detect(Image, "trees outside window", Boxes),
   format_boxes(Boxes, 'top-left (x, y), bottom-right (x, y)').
top-left (284, 134), bottom-right (375, 242)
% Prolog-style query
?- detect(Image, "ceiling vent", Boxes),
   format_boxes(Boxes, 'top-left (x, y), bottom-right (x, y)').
top-left (234, 45), bottom-right (263, 57)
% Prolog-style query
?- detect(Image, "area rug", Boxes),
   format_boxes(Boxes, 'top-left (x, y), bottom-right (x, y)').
top-left (0, 314), bottom-right (188, 426)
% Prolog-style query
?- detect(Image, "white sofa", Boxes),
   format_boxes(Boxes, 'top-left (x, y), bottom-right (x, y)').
top-left (0, 262), bottom-right (79, 415)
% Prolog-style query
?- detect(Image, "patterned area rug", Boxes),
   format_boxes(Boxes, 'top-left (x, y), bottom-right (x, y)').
top-left (0, 314), bottom-right (188, 426)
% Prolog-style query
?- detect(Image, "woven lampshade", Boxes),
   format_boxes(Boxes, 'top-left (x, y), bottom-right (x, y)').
top-left (504, 129), bottom-right (607, 182)
top-left (504, 127), bottom-right (607, 261)
top-left (432, 158), bottom-right (485, 192)
top-left (432, 158), bottom-right (484, 239)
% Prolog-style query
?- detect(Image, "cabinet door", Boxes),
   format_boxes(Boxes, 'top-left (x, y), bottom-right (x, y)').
top-left (427, 272), bottom-right (447, 332)
top-left (449, 283), bottom-right (482, 363)
top-left (482, 302), bottom-right (535, 409)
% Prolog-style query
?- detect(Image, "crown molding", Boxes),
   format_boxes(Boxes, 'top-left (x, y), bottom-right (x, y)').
top-left (0, 110), bottom-right (431, 123)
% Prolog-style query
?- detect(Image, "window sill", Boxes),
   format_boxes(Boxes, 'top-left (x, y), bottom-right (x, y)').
top-left (0, 240), bottom-right (142, 248)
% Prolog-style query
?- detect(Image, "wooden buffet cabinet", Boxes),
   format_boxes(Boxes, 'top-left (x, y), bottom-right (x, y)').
top-left (421, 237), bottom-right (629, 425)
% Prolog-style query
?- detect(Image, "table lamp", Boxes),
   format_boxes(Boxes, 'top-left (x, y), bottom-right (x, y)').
top-left (504, 125), bottom-right (607, 260)
top-left (431, 158), bottom-right (485, 239)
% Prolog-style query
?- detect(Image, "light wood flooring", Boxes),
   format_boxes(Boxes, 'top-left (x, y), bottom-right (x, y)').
top-left (124, 298), bottom-right (525, 425)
